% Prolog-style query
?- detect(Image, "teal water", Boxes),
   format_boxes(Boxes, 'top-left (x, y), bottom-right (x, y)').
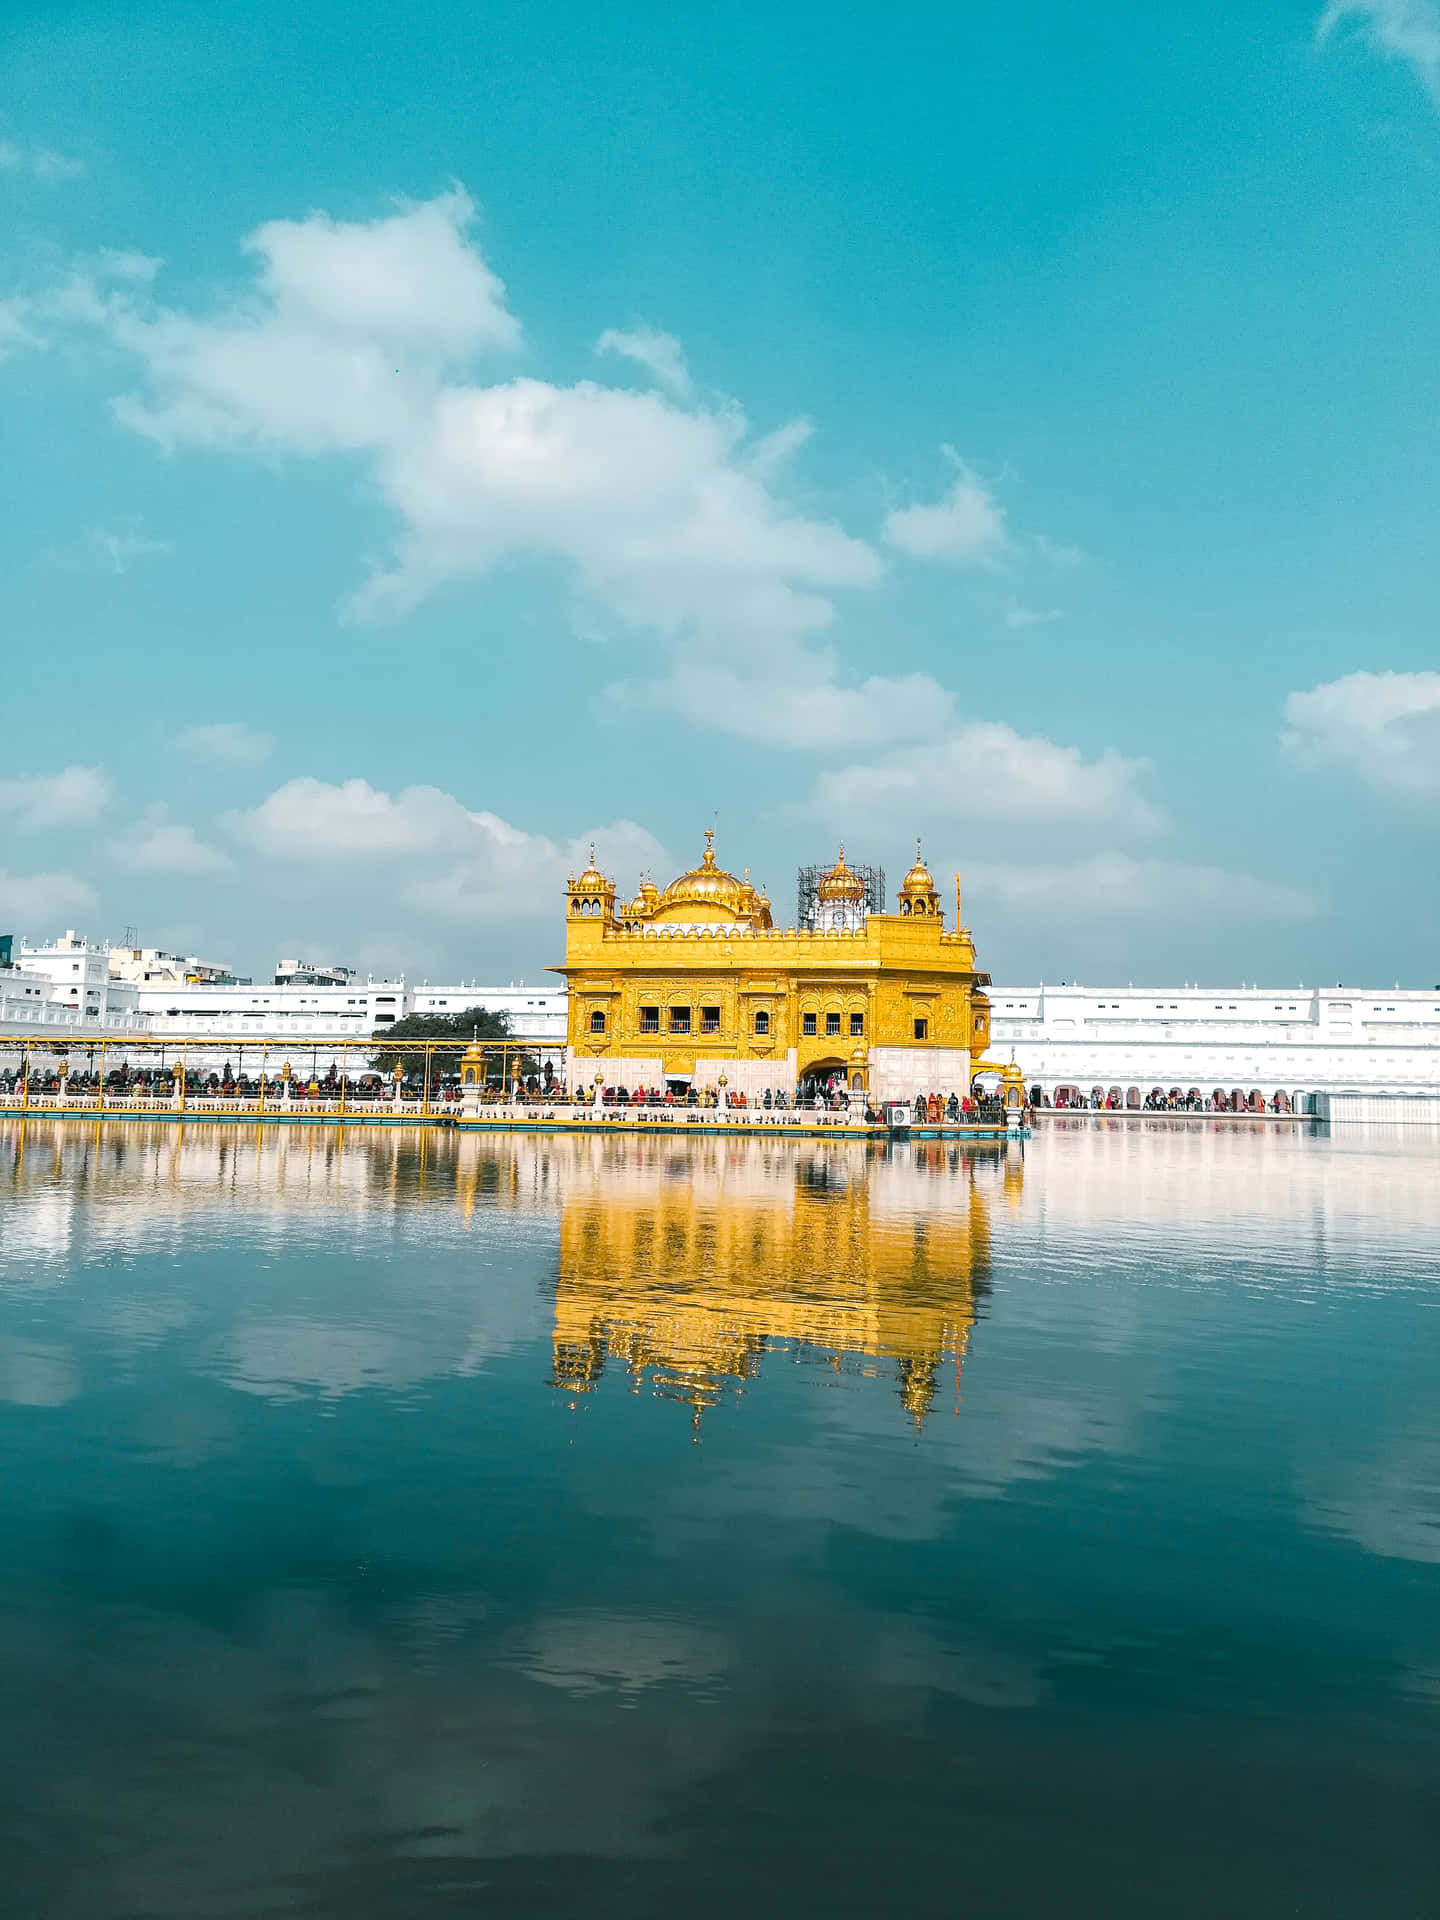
top-left (2, 1118), bottom-right (1439, 1918)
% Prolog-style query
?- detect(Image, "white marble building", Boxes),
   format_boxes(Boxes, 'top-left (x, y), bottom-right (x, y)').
top-left (986, 983), bottom-right (1440, 1097)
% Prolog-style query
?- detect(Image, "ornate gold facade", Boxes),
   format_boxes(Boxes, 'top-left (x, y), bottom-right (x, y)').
top-left (553, 834), bottom-right (993, 1102)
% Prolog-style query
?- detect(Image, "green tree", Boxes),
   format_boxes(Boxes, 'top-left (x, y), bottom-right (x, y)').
top-left (370, 1005), bottom-right (510, 1082)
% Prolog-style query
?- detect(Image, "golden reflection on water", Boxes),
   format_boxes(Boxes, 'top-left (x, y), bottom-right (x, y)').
top-left (551, 1136), bottom-right (1010, 1427)
top-left (0, 1120), bottom-right (1015, 1428)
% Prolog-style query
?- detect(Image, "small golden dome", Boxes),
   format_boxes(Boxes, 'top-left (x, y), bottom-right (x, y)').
top-left (817, 844), bottom-right (866, 906)
top-left (624, 872), bottom-right (660, 918)
top-left (899, 839), bottom-right (937, 898)
top-left (572, 843), bottom-right (612, 896)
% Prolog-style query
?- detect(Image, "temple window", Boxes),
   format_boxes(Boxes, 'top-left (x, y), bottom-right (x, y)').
top-left (639, 1006), bottom-right (660, 1033)
top-left (590, 1010), bottom-right (606, 1034)
top-left (669, 1006), bottom-right (691, 1034)
top-left (571, 898), bottom-right (580, 913)
top-left (825, 1011), bottom-right (841, 1037)
top-left (850, 1012), bottom-right (865, 1037)
top-left (803, 1012), bottom-right (817, 1037)
top-left (701, 1006), bottom-right (721, 1034)
top-left (913, 1017), bottom-right (928, 1040)
top-left (754, 1010), bottom-right (770, 1036)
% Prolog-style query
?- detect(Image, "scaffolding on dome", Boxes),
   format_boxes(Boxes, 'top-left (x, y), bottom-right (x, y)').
top-left (796, 863), bottom-right (886, 931)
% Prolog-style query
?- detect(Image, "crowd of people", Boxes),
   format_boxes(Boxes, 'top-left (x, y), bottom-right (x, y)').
top-left (3, 1063), bottom-right (1017, 1126)
top-left (1043, 1085), bottom-right (1296, 1114)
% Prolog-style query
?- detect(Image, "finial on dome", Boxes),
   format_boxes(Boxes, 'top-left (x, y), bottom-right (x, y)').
top-left (702, 826), bottom-right (716, 869)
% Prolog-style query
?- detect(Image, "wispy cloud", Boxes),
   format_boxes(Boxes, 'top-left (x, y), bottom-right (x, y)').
top-left (967, 855), bottom-right (1319, 922)
top-left (1319, 2), bottom-right (1440, 102)
top-left (0, 136), bottom-right (83, 183)
top-left (883, 452), bottom-right (1007, 563)
top-left (595, 325), bottom-right (693, 400)
top-left (1282, 668), bottom-right (1440, 797)
top-left (44, 522), bottom-right (172, 575)
top-left (0, 867), bottom-right (98, 928)
top-left (176, 722), bottom-right (273, 769)
top-left (224, 776), bottom-right (669, 923)
top-left (113, 810), bottom-right (231, 875)
top-left (1004, 603), bottom-right (1061, 630)
top-left (0, 766), bottom-right (113, 831)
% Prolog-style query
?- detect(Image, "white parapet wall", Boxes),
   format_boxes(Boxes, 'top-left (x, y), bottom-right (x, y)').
top-left (868, 1046), bottom-right (972, 1103)
top-left (1313, 1092), bottom-right (1440, 1126)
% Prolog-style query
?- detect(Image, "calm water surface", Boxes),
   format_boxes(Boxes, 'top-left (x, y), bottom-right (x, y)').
top-left (2, 1118), bottom-right (1439, 1917)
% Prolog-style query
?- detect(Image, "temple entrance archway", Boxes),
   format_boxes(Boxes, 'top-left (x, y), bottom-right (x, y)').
top-left (798, 1057), bottom-right (850, 1095)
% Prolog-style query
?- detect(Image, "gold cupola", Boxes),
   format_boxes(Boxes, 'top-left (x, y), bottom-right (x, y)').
top-left (817, 844), bottom-right (867, 907)
top-left (654, 830), bottom-right (752, 923)
top-left (898, 840), bottom-right (940, 917)
top-left (624, 872), bottom-right (661, 922)
top-left (567, 844), bottom-right (616, 920)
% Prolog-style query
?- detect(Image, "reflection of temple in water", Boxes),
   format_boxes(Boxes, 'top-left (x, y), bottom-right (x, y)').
top-left (550, 1137), bottom-right (1014, 1428)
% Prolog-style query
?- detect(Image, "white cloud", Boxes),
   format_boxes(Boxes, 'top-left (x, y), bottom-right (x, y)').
top-left (0, 298), bottom-right (38, 358)
top-left (1319, 1), bottom-right (1440, 100)
top-left (608, 655), bottom-right (955, 749)
top-left (349, 375), bottom-right (880, 626)
top-left (0, 765), bottom-right (113, 830)
top-left (1004, 603), bottom-right (1061, 630)
top-left (0, 867), bottom-right (98, 927)
top-left (225, 776), bottom-right (668, 921)
top-left (1281, 669), bottom-right (1440, 798)
top-left (176, 721), bottom-right (273, 768)
top-left (64, 187), bottom-right (881, 644)
top-left (0, 137), bottom-right (82, 183)
top-left (883, 457), bottom-right (1007, 562)
top-left (118, 820), bottom-right (231, 875)
top-left (810, 723), bottom-right (1167, 835)
top-left (964, 854), bottom-right (1319, 921)
top-left (595, 325), bottom-right (692, 399)
top-left (93, 526), bottom-right (172, 573)
top-left (45, 524), bottom-right (173, 575)
top-left (107, 187), bottom-right (520, 457)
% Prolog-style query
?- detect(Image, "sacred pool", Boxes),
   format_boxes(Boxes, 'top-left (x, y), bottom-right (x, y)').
top-left (2, 1116), bottom-right (1439, 1917)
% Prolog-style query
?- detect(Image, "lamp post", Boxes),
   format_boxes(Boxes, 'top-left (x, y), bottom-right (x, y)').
top-left (593, 1069), bottom-right (604, 1114)
top-left (717, 1070), bottom-right (727, 1113)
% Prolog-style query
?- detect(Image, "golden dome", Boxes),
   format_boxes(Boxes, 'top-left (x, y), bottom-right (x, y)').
top-left (624, 873), bottom-right (661, 918)
top-left (899, 840), bottom-right (937, 898)
top-left (571, 844), bottom-right (612, 896)
top-left (656, 830), bottom-right (748, 918)
top-left (817, 844), bottom-right (866, 906)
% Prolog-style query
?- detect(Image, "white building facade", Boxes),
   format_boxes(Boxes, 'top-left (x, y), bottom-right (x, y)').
top-left (986, 984), bottom-right (1440, 1098)
top-left (15, 933), bottom-right (146, 1026)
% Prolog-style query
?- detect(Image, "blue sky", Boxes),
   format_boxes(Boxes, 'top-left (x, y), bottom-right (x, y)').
top-left (2, 0), bottom-right (1439, 986)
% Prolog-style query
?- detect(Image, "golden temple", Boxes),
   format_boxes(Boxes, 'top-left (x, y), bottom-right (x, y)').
top-left (553, 833), bottom-right (992, 1104)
